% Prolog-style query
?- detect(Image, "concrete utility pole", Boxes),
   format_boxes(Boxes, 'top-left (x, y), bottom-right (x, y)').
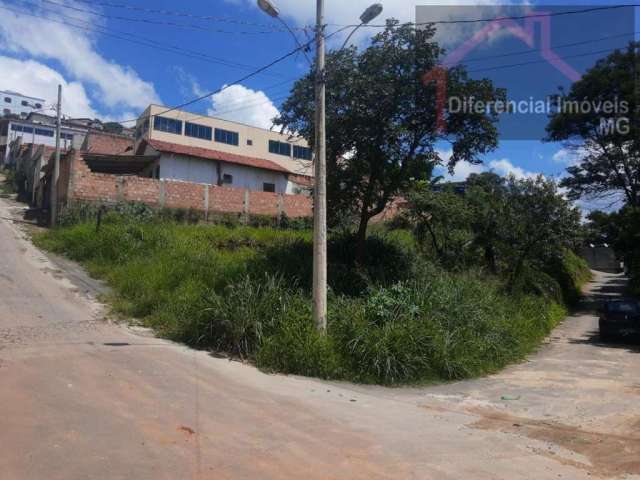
top-left (312, 0), bottom-right (328, 332)
top-left (50, 84), bottom-right (62, 227)
top-left (256, 0), bottom-right (382, 333)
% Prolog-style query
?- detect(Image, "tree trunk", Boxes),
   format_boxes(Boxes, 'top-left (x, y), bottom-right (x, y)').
top-left (355, 208), bottom-right (370, 267)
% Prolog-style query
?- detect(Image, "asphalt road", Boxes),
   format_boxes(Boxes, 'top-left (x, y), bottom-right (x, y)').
top-left (1, 197), bottom-right (639, 480)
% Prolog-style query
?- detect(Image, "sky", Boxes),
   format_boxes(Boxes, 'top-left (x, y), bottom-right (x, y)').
top-left (0, 0), bottom-right (638, 212)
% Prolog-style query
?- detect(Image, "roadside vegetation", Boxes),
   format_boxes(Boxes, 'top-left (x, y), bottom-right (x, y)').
top-left (35, 172), bottom-right (590, 385)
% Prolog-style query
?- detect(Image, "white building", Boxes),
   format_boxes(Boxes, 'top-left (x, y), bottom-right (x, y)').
top-left (134, 105), bottom-right (314, 195)
top-left (0, 116), bottom-right (87, 166)
top-left (1, 90), bottom-right (45, 118)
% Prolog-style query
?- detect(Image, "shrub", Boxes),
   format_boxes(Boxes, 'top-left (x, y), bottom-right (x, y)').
top-left (35, 218), bottom-right (572, 385)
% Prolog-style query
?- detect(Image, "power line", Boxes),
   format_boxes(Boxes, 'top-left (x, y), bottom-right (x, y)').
top-left (467, 45), bottom-right (637, 74)
top-left (68, 0), bottom-right (308, 31)
top-left (1, 4), bottom-right (293, 78)
top-left (330, 4), bottom-right (640, 28)
top-left (113, 36), bottom-right (317, 124)
top-left (37, 0), bottom-right (288, 35)
top-left (459, 31), bottom-right (639, 64)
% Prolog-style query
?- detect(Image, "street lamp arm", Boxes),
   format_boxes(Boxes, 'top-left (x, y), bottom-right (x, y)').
top-left (339, 22), bottom-right (365, 51)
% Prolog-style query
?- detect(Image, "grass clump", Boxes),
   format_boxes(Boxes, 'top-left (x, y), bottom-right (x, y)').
top-left (36, 215), bottom-right (574, 385)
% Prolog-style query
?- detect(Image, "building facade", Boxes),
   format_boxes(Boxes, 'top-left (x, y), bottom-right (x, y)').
top-left (1, 90), bottom-right (45, 118)
top-left (0, 116), bottom-right (87, 166)
top-left (134, 105), bottom-right (314, 190)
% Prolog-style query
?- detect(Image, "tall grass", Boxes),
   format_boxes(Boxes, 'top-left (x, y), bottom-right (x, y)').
top-left (36, 218), bottom-right (571, 385)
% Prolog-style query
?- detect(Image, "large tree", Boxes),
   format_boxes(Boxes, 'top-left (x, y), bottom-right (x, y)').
top-left (547, 42), bottom-right (639, 207)
top-left (275, 21), bottom-right (504, 263)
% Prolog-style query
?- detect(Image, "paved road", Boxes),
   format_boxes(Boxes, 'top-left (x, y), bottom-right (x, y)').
top-left (1, 197), bottom-right (639, 480)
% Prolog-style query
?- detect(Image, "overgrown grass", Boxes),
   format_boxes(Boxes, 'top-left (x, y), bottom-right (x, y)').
top-left (36, 216), bottom-right (572, 385)
top-left (0, 169), bottom-right (17, 195)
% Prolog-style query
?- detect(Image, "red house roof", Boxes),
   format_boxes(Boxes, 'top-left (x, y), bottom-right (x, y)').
top-left (143, 139), bottom-right (291, 174)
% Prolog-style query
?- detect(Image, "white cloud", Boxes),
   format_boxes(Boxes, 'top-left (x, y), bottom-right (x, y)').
top-left (552, 147), bottom-right (586, 166)
top-left (0, 5), bottom-right (159, 113)
top-left (436, 150), bottom-right (540, 181)
top-left (208, 84), bottom-right (280, 130)
top-left (0, 56), bottom-right (98, 118)
top-left (488, 158), bottom-right (538, 179)
top-left (228, 0), bottom-right (523, 49)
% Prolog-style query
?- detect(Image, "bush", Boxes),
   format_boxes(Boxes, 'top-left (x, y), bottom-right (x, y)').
top-left (259, 231), bottom-right (417, 296)
top-left (35, 218), bottom-right (572, 385)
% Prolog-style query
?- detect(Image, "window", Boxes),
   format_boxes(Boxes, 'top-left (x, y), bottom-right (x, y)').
top-left (263, 183), bottom-right (276, 193)
top-left (61, 133), bottom-right (73, 141)
top-left (22, 127), bottom-right (33, 134)
top-left (247, 139), bottom-right (253, 146)
top-left (35, 103), bottom-right (42, 109)
top-left (153, 116), bottom-right (182, 135)
top-left (35, 128), bottom-right (54, 137)
top-left (222, 174), bottom-right (233, 185)
top-left (185, 122), bottom-right (212, 140)
top-left (214, 128), bottom-right (239, 146)
top-left (10, 124), bottom-right (23, 132)
top-left (293, 145), bottom-right (312, 160)
top-left (3, 109), bottom-right (10, 116)
top-left (4, 97), bottom-right (11, 103)
top-left (21, 100), bottom-right (28, 106)
top-left (269, 140), bottom-right (291, 157)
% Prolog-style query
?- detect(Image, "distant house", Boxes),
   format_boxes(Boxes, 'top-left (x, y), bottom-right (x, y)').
top-left (0, 90), bottom-right (45, 119)
top-left (0, 114), bottom-right (88, 166)
top-left (134, 105), bottom-right (314, 194)
top-left (39, 129), bottom-right (313, 220)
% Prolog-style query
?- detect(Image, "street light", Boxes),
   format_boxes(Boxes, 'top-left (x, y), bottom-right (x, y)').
top-left (257, 1), bottom-right (384, 332)
top-left (340, 3), bottom-right (384, 50)
top-left (257, 0), bottom-right (312, 65)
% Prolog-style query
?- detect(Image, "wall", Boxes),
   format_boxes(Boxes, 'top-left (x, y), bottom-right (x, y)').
top-left (66, 151), bottom-right (312, 218)
top-left (137, 104), bottom-right (313, 176)
top-left (1, 91), bottom-right (45, 118)
top-left (158, 153), bottom-right (292, 194)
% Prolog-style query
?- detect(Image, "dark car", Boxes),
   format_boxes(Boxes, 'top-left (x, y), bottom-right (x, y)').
top-left (599, 299), bottom-right (640, 341)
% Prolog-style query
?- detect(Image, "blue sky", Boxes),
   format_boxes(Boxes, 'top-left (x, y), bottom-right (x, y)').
top-left (0, 0), bottom-right (637, 211)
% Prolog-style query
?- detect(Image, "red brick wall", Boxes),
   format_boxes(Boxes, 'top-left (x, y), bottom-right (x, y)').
top-left (283, 194), bottom-right (313, 218)
top-left (67, 152), bottom-right (312, 218)
top-left (210, 186), bottom-right (245, 214)
top-left (249, 191), bottom-right (279, 216)
top-left (163, 180), bottom-right (205, 210)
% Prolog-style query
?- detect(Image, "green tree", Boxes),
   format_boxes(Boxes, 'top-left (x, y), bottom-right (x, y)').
top-left (547, 42), bottom-right (639, 207)
top-left (103, 122), bottom-right (125, 135)
top-left (500, 176), bottom-right (581, 285)
top-left (275, 21), bottom-right (504, 263)
top-left (406, 183), bottom-right (473, 266)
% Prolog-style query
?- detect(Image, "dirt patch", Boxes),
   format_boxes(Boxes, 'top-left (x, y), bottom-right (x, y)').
top-left (468, 408), bottom-right (640, 477)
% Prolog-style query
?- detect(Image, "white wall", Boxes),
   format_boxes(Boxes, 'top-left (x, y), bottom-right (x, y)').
top-left (158, 152), bottom-right (291, 194)
top-left (159, 153), bottom-right (217, 185)
top-left (1, 91), bottom-right (45, 118)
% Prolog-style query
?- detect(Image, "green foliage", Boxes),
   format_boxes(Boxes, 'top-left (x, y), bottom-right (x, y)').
top-left (36, 217), bottom-right (577, 385)
top-left (275, 20), bottom-right (503, 260)
top-left (259, 231), bottom-right (416, 296)
top-left (547, 42), bottom-right (639, 207)
top-left (0, 169), bottom-right (17, 195)
top-left (405, 174), bottom-right (582, 287)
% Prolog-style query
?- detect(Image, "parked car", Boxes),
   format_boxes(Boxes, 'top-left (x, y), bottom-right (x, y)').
top-left (599, 299), bottom-right (640, 341)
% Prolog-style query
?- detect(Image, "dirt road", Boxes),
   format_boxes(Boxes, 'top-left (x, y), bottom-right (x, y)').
top-left (1, 197), bottom-right (639, 480)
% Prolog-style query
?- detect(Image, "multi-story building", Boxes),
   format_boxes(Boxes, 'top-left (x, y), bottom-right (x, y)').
top-left (134, 105), bottom-right (313, 195)
top-left (0, 114), bottom-right (88, 166)
top-left (0, 90), bottom-right (45, 118)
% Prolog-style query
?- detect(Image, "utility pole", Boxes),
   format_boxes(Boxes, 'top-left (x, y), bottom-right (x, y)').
top-left (312, 0), bottom-right (327, 332)
top-left (50, 84), bottom-right (62, 227)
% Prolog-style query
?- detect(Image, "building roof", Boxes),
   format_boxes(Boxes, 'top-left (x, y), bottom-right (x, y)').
top-left (82, 153), bottom-right (158, 175)
top-left (142, 139), bottom-right (292, 174)
top-left (83, 131), bottom-right (134, 155)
